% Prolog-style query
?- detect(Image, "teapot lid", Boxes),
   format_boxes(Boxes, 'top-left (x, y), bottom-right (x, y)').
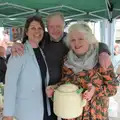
top-left (57, 83), bottom-right (78, 93)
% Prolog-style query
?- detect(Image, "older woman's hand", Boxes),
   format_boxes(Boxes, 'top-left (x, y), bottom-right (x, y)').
top-left (46, 86), bottom-right (54, 98)
top-left (83, 83), bottom-right (95, 101)
top-left (11, 42), bottom-right (24, 56)
top-left (99, 52), bottom-right (111, 71)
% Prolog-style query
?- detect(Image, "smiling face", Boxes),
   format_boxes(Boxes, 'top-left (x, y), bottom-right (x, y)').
top-left (69, 31), bottom-right (89, 56)
top-left (47, 15), bottom-right (64, 40)
top-left (26, 20), bottom-right (44, 44)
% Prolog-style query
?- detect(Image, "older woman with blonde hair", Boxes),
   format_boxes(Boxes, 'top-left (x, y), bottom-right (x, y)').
top-left (46, 23), bottom-right (117, 120)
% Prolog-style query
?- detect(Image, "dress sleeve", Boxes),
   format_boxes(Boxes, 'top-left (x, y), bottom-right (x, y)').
top-left (3, 55), bottom-right (23, 116)
top-left (91, 64), bottom-right (117, 97)
top-left (53, 65), bottom-right (74, 88)
top-left (99, 42), bottom-right (111, 55)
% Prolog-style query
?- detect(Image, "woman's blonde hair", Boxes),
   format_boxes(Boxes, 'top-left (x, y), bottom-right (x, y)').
top-left (65, 22), bottom-right (98, 48)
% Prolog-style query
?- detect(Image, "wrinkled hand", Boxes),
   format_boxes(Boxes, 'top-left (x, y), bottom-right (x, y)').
top-left (11, 42), bottom-right (24, 56)
top-left (99, 52), bottom-right (111, 71)
top-left (46, 86), bottom-right (54, 98)
top-left (2, 116), bottom-right (13, 120)
top-left (83, 83), bottom-right (95, 101)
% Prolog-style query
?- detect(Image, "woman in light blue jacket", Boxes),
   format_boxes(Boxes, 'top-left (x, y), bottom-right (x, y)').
top-left (3, 16), bottom-right (51, 120)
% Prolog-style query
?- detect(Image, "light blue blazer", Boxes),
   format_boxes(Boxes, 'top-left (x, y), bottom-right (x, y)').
top-left (3, 41), bottom-right (51, 120)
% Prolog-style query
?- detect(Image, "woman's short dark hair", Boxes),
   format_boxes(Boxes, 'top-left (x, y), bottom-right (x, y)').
top-left (22, 16), bottom-right (45, 44)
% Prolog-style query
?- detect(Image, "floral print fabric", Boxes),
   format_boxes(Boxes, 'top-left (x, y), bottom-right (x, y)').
top-left (60, 63), bottom-right (117, 120)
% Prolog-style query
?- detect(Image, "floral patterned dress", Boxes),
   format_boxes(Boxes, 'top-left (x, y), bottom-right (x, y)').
top-left (60, 63), bottom-right (117, 120)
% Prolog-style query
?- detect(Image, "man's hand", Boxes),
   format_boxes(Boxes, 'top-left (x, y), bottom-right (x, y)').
top-left (99, 52), bottom-right (111, 71)
top-left (11, 42), bottom-right (24, 56)
top-left (46, 86), bottom-right (54, 98)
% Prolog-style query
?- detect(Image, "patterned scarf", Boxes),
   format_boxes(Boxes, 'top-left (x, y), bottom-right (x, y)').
top-left (64, 44), bottom-right (98, 74)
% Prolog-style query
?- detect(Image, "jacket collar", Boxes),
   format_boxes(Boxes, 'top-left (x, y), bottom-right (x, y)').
top-left (25, 40), bottom-right (37, 56)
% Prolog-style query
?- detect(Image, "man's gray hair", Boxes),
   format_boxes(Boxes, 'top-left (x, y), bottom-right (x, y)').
top-left (46, 12), bottom-right (64, 24)
top-left (65, 22), bottom-right (98, 48)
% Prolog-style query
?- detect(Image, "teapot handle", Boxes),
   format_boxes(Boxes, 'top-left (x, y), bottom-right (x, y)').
top-left (76, 88), bottom-right (83, 94)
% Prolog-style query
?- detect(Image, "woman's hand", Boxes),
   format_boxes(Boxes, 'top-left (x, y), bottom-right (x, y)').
top-left (11, 42), bottom-right (24, 56)
top-left (99, 52), bottom-right (111, 70)
top-left (2, 116), bottom-right (13, 120)
top-left (83, 83), bottom-right (95, 101)
top-left (46, 86), bottom-right (54, 98)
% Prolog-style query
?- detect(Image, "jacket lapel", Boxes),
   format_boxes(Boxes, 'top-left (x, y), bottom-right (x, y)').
top-left (25, 41), bottom-right (40, 70)
top-left (40, 48), bottom-right (50, 86)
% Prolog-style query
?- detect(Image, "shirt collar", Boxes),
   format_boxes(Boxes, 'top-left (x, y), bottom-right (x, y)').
top-left (50, 33), bottom-right (64, 42)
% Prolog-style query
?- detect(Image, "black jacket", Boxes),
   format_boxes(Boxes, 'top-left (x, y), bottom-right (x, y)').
top-left (42, 32), bottom-right (69, 85)
top-left (0, 56), bottom-right (7, 84)
top-left (99, 42), bottom-right (111, 55)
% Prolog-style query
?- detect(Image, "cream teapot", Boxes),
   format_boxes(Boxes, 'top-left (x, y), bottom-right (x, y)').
top-left (53, 83), bottom-right (86, 119)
